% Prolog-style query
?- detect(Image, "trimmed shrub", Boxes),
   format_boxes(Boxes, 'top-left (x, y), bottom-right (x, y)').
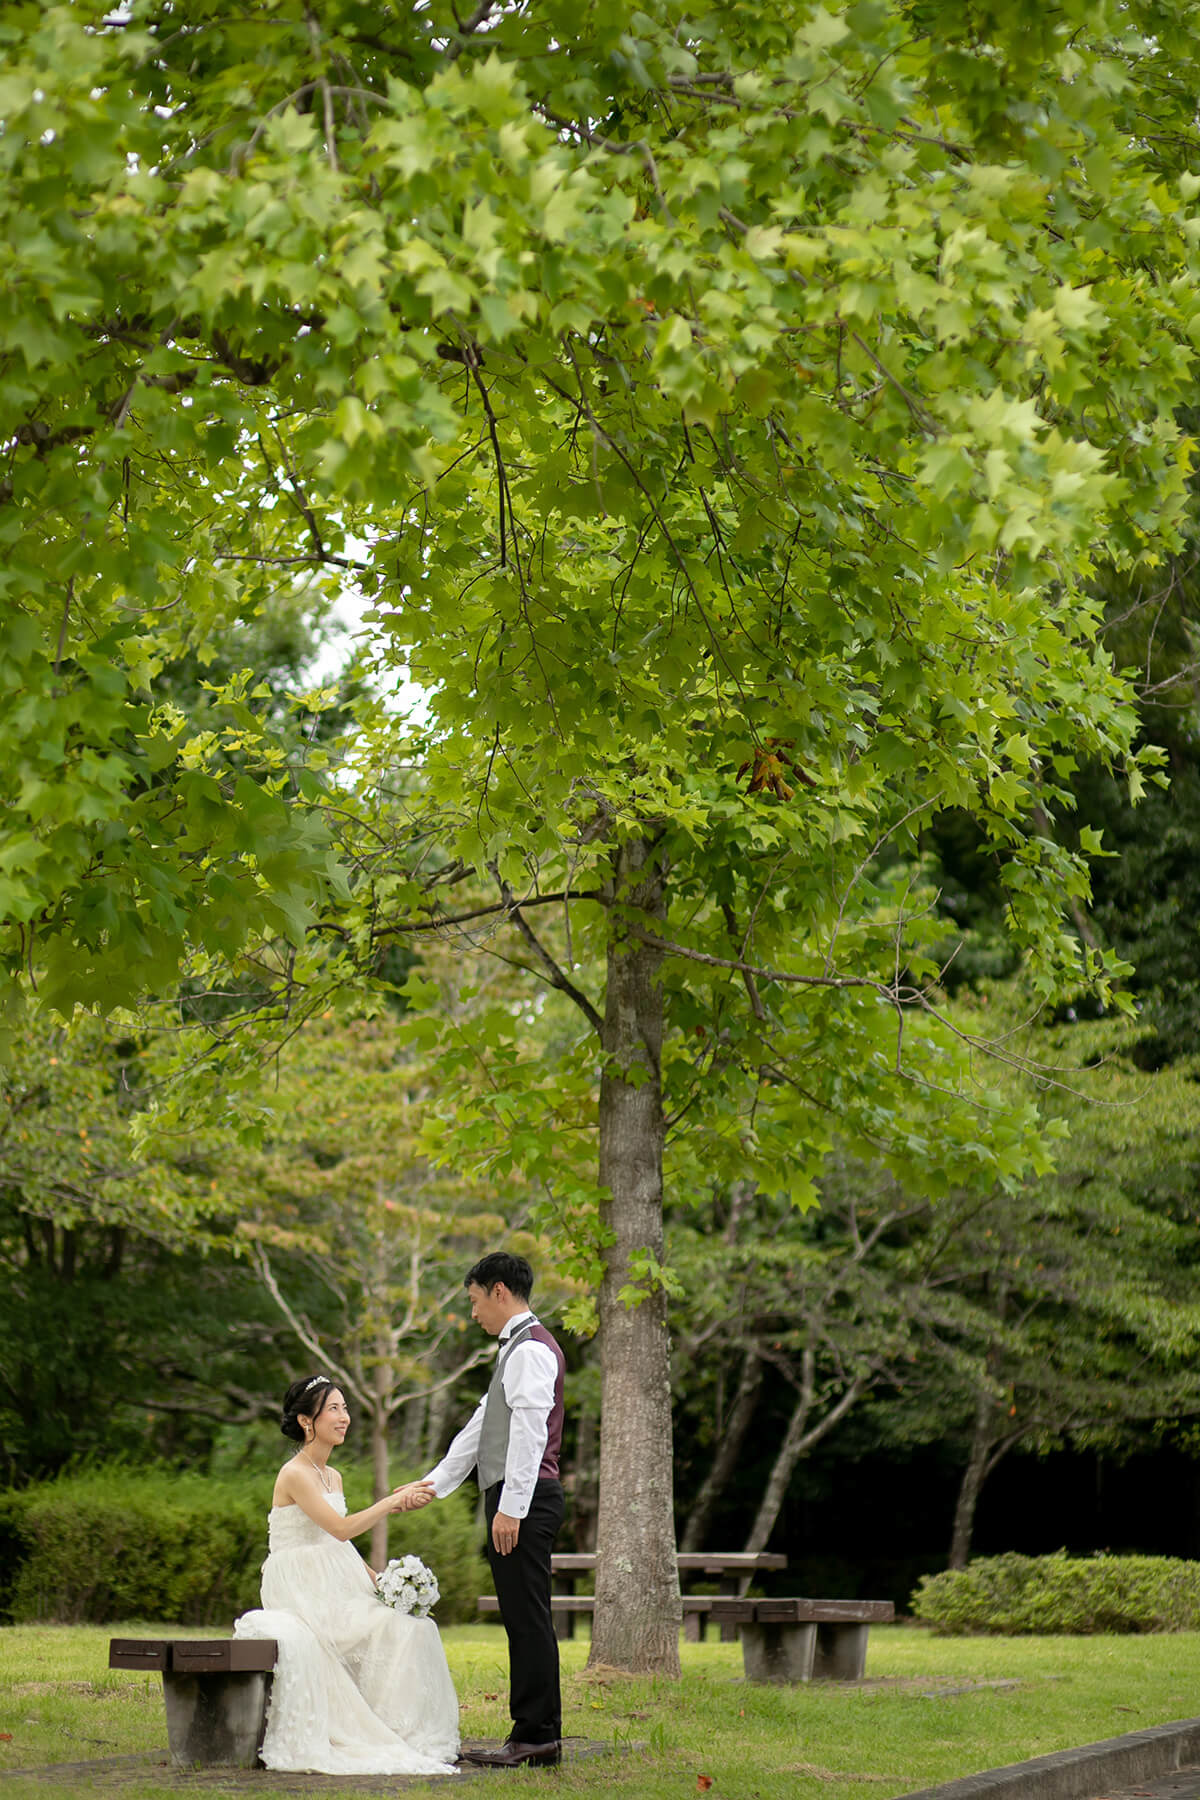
top-left (0, 1464), bottom-right (489, 1626)
top-left (0, 1468), bottom-right (263, 1625)
top-left (912, 1551), bottom-right (1200, 1635)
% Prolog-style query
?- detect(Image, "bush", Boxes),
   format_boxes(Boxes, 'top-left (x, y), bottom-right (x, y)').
top-left (912, 1551), bottom-right (1200, 1635)
top-left (0, 1464), bottom-right (490, 1626)
top-left (0, 1468), bottom-right (263, 1625)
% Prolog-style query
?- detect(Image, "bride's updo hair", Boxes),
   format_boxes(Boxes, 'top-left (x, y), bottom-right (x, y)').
top-left (281, 1375), bottom-right (333, 1442)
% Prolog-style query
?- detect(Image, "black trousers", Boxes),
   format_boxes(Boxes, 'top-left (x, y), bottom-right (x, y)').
top-left (484, 1478), bottom-right (565, 1745)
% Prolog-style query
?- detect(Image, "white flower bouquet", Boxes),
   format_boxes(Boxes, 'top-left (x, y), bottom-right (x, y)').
top-left (376, 1554), bottom-right (440, 1618)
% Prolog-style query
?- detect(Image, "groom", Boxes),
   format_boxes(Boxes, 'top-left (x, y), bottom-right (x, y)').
top-left (421, 1251), bottom-right (567, 1768)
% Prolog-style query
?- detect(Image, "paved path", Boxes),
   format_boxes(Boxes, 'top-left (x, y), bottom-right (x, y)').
top-left (1091, 1769), bottom-right (1200, 1800)
top-left (1, 1737), bottom-right (625, 1790)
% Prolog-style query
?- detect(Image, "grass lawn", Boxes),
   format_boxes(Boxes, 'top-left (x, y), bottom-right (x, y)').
top-left (3, 1621), bottom-right (1200, 1799)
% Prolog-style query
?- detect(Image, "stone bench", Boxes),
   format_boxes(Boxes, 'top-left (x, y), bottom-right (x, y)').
top-left (706, 1598), bottom-right (895, 1682)
top-left (109, 1637), bottom-right (276, 1767)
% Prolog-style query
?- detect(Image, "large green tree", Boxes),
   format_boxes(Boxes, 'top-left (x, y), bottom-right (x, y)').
top-left (5, 0), bottom-right (1200, 1668)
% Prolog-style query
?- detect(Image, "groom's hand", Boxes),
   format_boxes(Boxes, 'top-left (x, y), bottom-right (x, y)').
top-left (492, 1511), bottom-right (520, 1555)
top-left (392, 1481), bottom-right (436, 1511)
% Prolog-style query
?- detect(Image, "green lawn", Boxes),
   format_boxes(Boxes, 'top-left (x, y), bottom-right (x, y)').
top-left (3, 1622), bottom-right (1199, 1799)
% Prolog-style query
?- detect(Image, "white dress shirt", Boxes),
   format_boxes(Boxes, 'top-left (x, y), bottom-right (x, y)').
top-left (424, 1311), bottom-right (560, 1519)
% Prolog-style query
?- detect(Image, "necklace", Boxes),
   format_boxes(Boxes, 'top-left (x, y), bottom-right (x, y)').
top-left (299, 1450), bottom-right (333, 1492)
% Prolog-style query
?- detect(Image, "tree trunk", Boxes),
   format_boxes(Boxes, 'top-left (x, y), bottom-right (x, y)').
top-left (950, 1289), bottom-right (1008, 1572)
top-left (370, 1402), bottom-right (390, 1571)
top-left (369, 1264), bottom-right (394, 1568)
top-left (949, 1383), bottom-right (998, 1571)
top-left (572, 1398), bottom-right (599, 1552)
top-left (743, 1349), bottom-right (865, 1556)
top-left (589, 835), bottom-right (681, 1675)
top-left (680, 1348), bottom-right (763, 1553)
top-left (423, 1377), bottom-right (453, 1466)
top-left (397, 1390), bottom-right (426, 1463)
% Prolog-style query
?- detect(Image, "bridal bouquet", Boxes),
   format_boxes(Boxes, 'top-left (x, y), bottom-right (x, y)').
top-left (377, 1555), bottom-right (440, 1618)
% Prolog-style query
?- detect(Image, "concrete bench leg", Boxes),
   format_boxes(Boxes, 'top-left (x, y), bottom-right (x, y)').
top-left (741, 1621), bottom-right (816, 1683)
top-left (684, 1612), bottom-right (706, 1643)
top-left (813, 1623), bottom-right (869, 1681)
top-left (162, 1671), bottom-right (272, 1768)
top-left (554, 1611), bottom-right (574, 1641)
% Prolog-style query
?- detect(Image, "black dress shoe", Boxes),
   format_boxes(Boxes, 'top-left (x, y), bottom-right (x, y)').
top-left (460, 1740), bottom-right (562, 1768)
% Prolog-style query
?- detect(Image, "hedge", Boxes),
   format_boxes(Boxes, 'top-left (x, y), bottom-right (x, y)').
top-left (912, 1551), bottom-right (1200, 1635)
top-left (0, 1465), bottom-right (489, 1627)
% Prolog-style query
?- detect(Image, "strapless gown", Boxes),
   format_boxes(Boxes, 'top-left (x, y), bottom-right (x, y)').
top-left (233, 1496), bottom-right (459, 1775)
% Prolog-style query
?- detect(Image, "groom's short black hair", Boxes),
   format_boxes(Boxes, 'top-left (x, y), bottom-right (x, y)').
top-left (466, 1251), bottom-right (534, 1300)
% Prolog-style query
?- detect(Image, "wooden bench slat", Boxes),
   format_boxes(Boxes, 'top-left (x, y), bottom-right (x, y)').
top-left (548, 1553), bottom-right (787, 1572)
top-left (171, 1640), bottom-right (277, 1674)
top-left (477, 1595), bottom-right (892, 1624)
top-left (753, 1600), bottom-right (893, 1624)
top-left (708, 1598), bottom-right (755, 1622)
top-left (676, 1554), bottom-right (788, 1572)
top-left (109, 1639), bottom-right (170, 1671)
top-left (108, 1638), bottom-right (279, 1675)
top-left (479, 1595), bottom-right (594, 1614)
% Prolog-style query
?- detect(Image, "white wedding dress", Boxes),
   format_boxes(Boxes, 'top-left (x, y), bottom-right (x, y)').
top-left (233, 1495), bottom-right (459, 1775)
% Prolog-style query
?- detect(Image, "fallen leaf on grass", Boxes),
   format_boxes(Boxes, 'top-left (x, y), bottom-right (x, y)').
top-left (697, 1778), bottom-right (713, 1791)
top-left (0, 1734), bottom-right (12, 1742)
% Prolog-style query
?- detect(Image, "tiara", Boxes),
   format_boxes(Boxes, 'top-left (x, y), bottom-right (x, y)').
top-left (304, 1376), bottom-right (327, 1392)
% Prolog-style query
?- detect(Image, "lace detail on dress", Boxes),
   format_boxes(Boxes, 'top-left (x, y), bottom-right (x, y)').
top-left (233, 1491), bottom-right (459, 1775)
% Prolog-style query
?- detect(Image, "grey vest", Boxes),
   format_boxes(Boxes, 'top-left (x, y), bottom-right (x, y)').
top-left (477, 1318), bottom-right (562, 1491)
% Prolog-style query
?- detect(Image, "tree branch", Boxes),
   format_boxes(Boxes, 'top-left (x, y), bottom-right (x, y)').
top-left (627, 926), bottom-right (900, 996)
top-left (492, 870), bottom-right (605, 1035)
top-left (445, 0), bottom-right (499, 60)
top-left (247, 1240), bottom-right (363, 1403)
top-left (372, 888), bottom-right (607, 940)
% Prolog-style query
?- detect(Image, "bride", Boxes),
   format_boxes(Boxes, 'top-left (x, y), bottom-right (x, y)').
top-left (233, 1374), bottom-right (460, 1775)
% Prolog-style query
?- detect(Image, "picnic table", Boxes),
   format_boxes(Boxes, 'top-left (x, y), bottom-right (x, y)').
top-left (552, 1551), bottom-right (789, 1640)
top-left (477, 1551), bottom-right (892, 1679)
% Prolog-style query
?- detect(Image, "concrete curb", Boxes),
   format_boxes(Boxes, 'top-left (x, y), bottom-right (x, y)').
top-left (899, 1718), bottom-right (1200, 1800)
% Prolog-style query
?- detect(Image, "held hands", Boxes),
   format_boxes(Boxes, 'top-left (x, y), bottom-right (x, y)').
top-left (491, 1510), bottom-right (520, 1556)
top-left (390, 1480), bottom-right (436, 1513)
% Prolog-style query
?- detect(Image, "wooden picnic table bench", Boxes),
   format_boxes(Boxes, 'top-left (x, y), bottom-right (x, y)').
top-left (109, 1637), bottom-right (276, 1768)
top-left (476, 1591), bottom-right (733, 1636)
top-left (479, 1551), bottom-right (788, 1642)
top-left (477, 1571), bottom-right (894, 1682)
top-left (548, 1551), bottom-right (788, 1641)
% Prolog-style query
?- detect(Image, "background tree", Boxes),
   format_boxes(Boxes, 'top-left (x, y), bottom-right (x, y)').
top-left (670, 1168), bottom-right (934, 1558)
top-left (225, 1014), bottom-right (562, 1567)
top-left (0, 1010), bottom-right (290, 1478)
top-left (918, 1017), bottom-right (1200, 1568)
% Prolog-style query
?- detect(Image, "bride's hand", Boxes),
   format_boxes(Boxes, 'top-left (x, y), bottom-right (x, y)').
top-left (391, 1481), bottom-right (436, 1512)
